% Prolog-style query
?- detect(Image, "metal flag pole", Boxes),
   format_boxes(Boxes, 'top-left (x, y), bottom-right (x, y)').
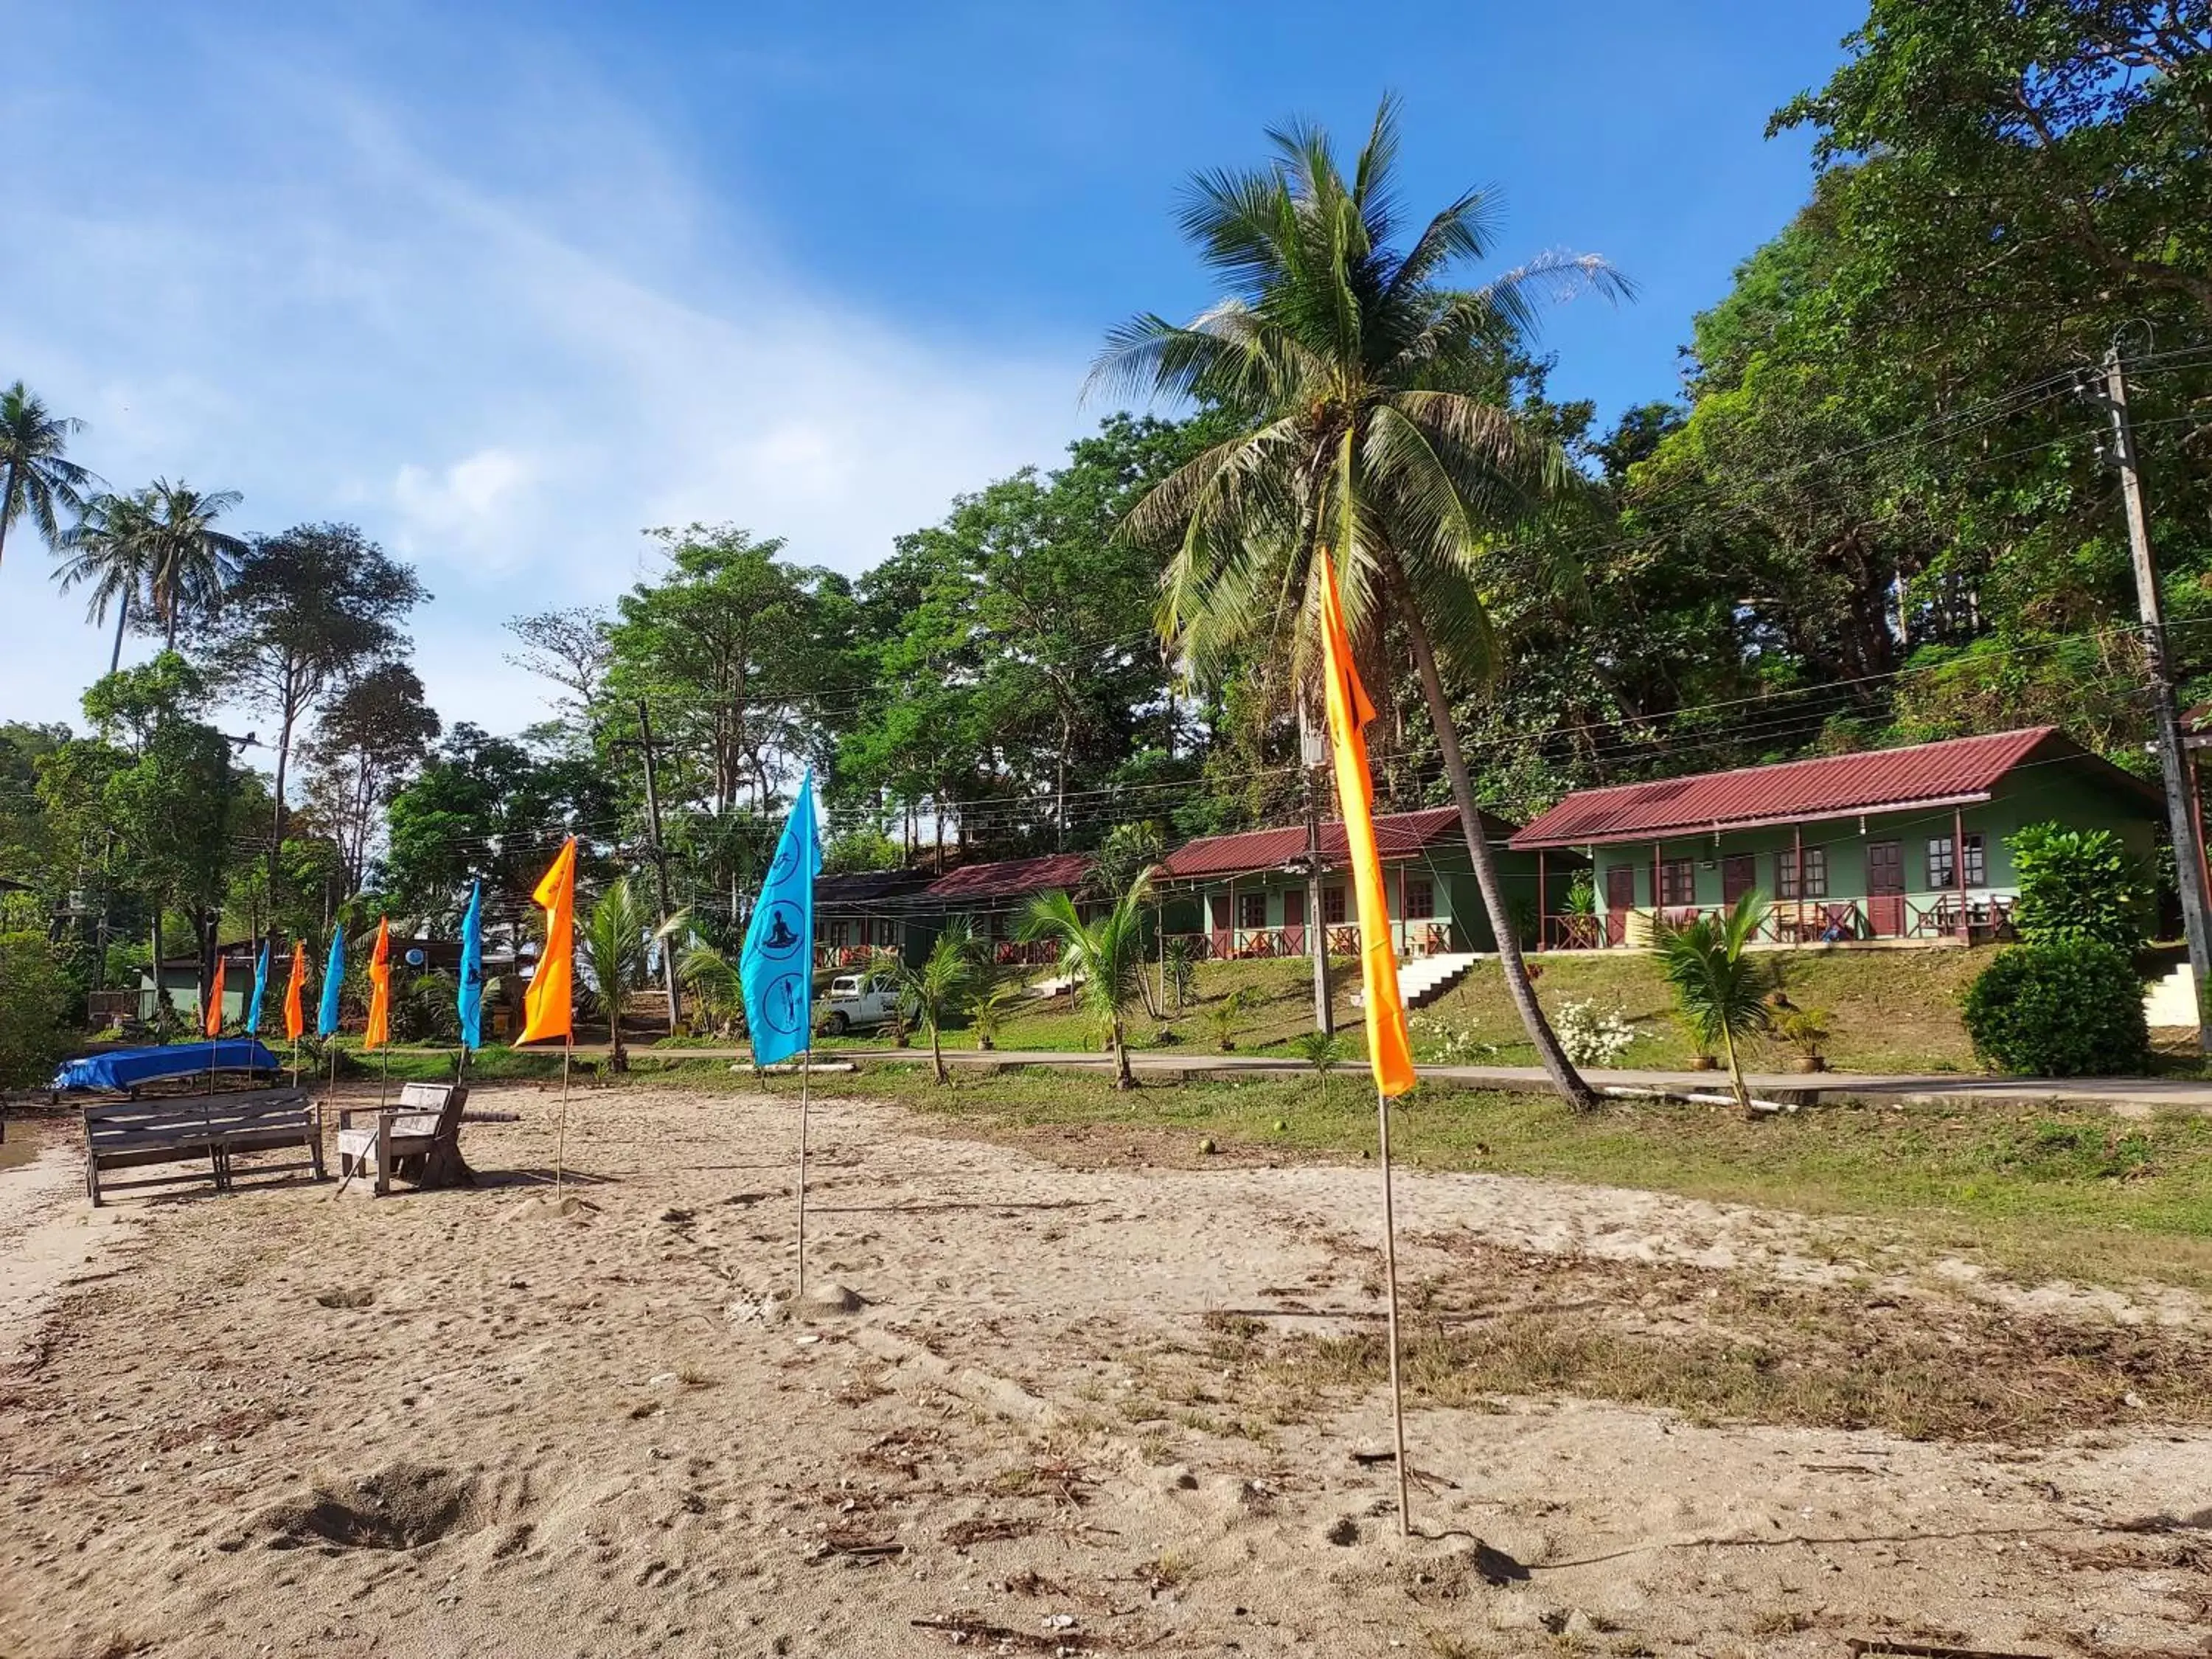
top-left (1375, 1082), bottom-right (1411, 1538)
top-left (554, 1032), bottom-right (573, 1189)
top-left (796, 1041), bottom-right (812, 1304)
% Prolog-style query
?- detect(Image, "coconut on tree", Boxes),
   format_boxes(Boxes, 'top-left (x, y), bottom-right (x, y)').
top-left (1093, 97), bottom-right (1630, 1109)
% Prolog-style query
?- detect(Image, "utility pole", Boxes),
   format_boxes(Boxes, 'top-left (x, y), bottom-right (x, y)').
top-left (633, 700), bottom-right (682, 1035)
top-left (2098, 344), bottom-right (2212, 1051)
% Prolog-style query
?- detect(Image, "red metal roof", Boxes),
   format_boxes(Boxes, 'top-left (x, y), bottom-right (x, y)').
top-left (1509, 727), bottom-right (2155, 849)
top-left (1161, 805), bottom-right (1514, 881)
top-left (920, 851), bottom-right (1093, 902)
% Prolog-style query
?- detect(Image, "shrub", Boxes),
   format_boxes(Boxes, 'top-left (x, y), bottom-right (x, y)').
top-left (1551, 998), bottom-right (1637, 1068)
top-left (2008, 824), bottom-right (2150, 948)
top-left (1961, 939), bottom-right (2149, 1077)
top-left (0, 931), bottom-right (75, 1087)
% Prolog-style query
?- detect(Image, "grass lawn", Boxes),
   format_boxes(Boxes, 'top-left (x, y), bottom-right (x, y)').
top-left (793, 946), bottom-right (1996, 1074)
top-left (774, 1060), bottom-right (2212, 1292)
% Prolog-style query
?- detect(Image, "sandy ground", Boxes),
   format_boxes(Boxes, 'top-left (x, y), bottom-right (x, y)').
top-left (3, 1086), bottom-right (2211, 1659)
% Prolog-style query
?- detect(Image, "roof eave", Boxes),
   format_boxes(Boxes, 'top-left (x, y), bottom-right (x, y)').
top-left (1509, 791), bottom-right (2001, 851)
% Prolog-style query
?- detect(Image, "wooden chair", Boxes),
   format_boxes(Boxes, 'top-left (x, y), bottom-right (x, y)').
top-left (336, 1082), bottom-right (474, 1197)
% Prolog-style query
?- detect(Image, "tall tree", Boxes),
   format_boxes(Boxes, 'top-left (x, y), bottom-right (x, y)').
top-left (52, 490), bottom-right (156, 675)
top-left (504, 607), bottom-right (613, 715)
top-left (302, 663), bottom-right (442, 898)
top-left (0, 381), bottom-right (94, 574)
top-left (79, 656), bottom-right (239, 1023)
top-left (199, 524), bottom-right (428, 931)
top-left (1094, 98), bottom-right (1627, 1107)
top-left (139, 479), bottom-right (247, 651)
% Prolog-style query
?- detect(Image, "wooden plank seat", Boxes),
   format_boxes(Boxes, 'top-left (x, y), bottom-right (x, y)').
top-left (81, 1088), bottom-right (323, 1206)
top-left (336, 1082), bottom-right (474, 1197)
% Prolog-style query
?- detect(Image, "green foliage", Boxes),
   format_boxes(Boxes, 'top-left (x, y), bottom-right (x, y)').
top-left (1019, 870), bottom-right (1155, 1086)
top-left (578, 876), bottom-right (686, 1071)
top-left (1961, 939), bottom-right (2150, 1078)
top-left (1206, 986), bottom-right (1254, 1053)
top-left (821, 827), bottom-right (902, 874)
top-left (1765, 997), bottom-right (1833, 1066)
top-left (0, 380), bottom-right (92, 570)
top-left (1655, 893), bottom-right (1773, 1111)
top-left (964, 965), bottom-right (1029, 1053)
top-left (1163, 936), bottom-right (1200, 1012)
top-left (385, 724), bottom-right (614, 919)
top-left (2008, 824), bottom-right (2151, 949)
top-left (868, 922), bottom-right (981, 1082)
top-left (0, 931), bottom-right (73, 1086)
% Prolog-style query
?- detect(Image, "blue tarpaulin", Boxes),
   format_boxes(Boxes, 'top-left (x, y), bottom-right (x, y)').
top-left (51, 1040), bottom-right (284, 1094)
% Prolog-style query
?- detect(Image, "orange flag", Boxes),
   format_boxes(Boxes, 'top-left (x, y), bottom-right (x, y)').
top-left (284, 939), bottom-right (308, 1042)
top-left (364, 917), bottom-right (392, 1050)
top-left (203, 952), bottom-right (227, 1039)
top-left (1317, 552), bottom-right (1416, 1097)
top-left (519, 837), bottom-right (578, 1045)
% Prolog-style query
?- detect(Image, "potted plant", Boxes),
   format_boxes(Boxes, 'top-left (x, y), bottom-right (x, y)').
top-left (1767, 996), bottom-right (1833, 1074)
top-left (1208, 986), bottom-right (1254, 1052)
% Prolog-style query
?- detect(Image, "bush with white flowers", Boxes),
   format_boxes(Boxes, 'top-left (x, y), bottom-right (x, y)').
top-left (1551, 998), bottom-right (1638, 1068)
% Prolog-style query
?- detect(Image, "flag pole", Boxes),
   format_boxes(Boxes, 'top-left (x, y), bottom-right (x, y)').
top-left (1376, 1082), bottom-right (1411, 1537)
top-left (796, 1040), bottom-right (812, 1304)
top-left (554, 1032), bottom-right (572, 1189)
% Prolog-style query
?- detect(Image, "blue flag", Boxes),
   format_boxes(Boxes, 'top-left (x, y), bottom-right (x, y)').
top-left (318, 926), bottom-right (346, 1039)
top-left (741, 771), bottom-right (822, 1067)
top-left (244, 939), bottom-right (271, 1034)
top-left (458, 880), bottom-right (485, 1051)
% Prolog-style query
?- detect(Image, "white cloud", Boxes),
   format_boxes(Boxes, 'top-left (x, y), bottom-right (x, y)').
top-left (0, 18), bottom-right (1093, 737)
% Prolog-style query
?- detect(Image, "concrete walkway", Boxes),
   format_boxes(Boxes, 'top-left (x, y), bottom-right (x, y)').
top-left (561, 1043), bottom-right (2212, 1113)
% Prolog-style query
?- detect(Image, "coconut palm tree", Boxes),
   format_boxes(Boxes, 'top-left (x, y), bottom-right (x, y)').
top-left (866, 922), bottom-right (980, 1084)
top-left (53, 490), bottom-right (156, 675)
top-left (578, 876), bottom-right (688, 1072)
top-left (141, 479), bottom-right (247, 650)
top-left (1654, 892), bottom-right (1773, 1116)
top-left (1092, 98), bottom-right (1629, 1110)
top-left (1020, 871), bottom-right (1155, 1089)
top-left (0, 381), bottom-right (94, 574)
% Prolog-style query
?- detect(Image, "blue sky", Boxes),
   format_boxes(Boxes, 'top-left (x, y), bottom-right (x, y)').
top-left (0, 0), bottom-right (1863, 735)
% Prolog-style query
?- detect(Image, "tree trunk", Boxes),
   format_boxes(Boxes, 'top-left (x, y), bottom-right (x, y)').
top-left (1392, 571), bottom-right (1596, 1110)
top-left (108, 587), bottom-right (130, 676)
top-left (268, 698), bottom-right (296, 950)
top-left (930, 1025), bottom-right (947, 1085)
top-left (1110, 1019), bottom-right (1135, 1090)
top-left (1719, 1023), bottom-right (1753, 1119)
top-left (164, 591), bottom-right (179, 654)
top-left (150, 908), bottom-right (173, 1023)
top-left (609, 982), bottom-right (627, 1073)
top-left (0, 460), bottom-right (15, 574)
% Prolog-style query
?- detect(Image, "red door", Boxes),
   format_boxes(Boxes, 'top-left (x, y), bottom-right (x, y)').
top-left (1865, 841), bottom-right (1905, 936)
top-left (1208, 894), bottom-right (1231, 958)
top-left (1721, 855), bottom-right (1756, 906)
top-left (1281, 887), bottom-right (1306, 954)
top-left (1604, 865), bottom-right (1637, 946)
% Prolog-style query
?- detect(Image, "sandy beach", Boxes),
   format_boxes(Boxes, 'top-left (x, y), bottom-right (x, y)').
top-left (4, 1084), bottom-right (2210, 1658)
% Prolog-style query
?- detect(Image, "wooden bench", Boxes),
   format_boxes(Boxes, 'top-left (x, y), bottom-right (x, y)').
top-left (336, 1082), bottom-right (474, 1197)
top-left (203, 1090), bottom-right (324, 1192)
top-left (81, 1088), bottom-right (322, 1206)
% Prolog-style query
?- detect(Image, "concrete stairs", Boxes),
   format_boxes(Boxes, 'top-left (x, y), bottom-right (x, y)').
top-left (1351, 951), bottom-right (1481, 1012)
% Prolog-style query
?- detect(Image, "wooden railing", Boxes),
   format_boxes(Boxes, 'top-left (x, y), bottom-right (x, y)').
top-left (1543, 894), bottom-right (2019, 950)
top-left (1166, 922), bottom-right (1452, 961)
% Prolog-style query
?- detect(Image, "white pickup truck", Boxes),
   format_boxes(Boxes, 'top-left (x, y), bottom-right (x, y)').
top-left (818, 974), bottom-right (900, 1036)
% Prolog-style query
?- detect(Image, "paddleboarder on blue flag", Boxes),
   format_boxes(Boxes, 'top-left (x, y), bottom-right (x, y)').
top-left (244, 939), bottom-right (271, 1035)
top-left (741, 770), bottom-right (824, 1301)
top-left (741, 771), bottom-right (822, 1067)
top-left (457, 880), bottom-right (486, 1052)
top-left (318, 926), bottom-right (345, 1038)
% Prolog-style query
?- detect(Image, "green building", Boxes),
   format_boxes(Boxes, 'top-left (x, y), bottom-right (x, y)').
top-left (1507, 727), bottom-right (2164, 947)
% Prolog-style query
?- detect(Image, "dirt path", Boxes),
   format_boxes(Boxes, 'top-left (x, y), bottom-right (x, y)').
top-left (2, 1086), bottom-right (2208, 1658)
